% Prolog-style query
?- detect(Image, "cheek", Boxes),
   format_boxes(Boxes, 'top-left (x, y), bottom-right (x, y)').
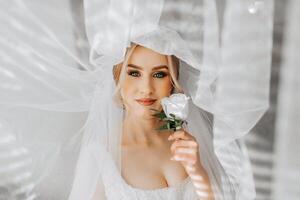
top-left (154, 79), bottom-right (173, 96)
top-left (120, 79), bottom-right (136, 104)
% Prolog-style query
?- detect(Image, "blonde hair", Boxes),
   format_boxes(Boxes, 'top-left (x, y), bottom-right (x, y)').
top-left (112, 43), bottom-right (183, 105)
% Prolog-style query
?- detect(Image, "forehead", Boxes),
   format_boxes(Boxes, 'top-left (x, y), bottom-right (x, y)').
top-left (128, 46), bottom-right (168, 69)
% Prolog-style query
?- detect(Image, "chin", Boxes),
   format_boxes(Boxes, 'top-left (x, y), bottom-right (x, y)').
top-left (125, 102), bottom-right (162, 119)
top-left (132, 107), bottom-right (156, 120)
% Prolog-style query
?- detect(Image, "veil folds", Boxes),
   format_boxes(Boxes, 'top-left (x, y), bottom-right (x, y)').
top-left (0, 0), bottom-right (273, 199)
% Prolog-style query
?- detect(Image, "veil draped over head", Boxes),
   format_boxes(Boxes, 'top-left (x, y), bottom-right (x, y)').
top-left (0, 0), bottom-right (273, 199)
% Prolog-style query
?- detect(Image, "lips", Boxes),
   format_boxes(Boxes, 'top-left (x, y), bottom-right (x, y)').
top-left (135, 98), bottom-right (157, 106)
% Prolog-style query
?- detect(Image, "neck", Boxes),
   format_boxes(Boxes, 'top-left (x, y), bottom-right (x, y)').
top-left (122, 113), bottom-right (166, 147)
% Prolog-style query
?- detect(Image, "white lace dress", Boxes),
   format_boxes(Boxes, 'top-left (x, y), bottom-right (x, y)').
top-left (99, 151), bottom-right (199, 200)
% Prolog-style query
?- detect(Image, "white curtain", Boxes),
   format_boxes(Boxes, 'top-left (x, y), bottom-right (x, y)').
top-left (272, 0), bottom-right (300, 199)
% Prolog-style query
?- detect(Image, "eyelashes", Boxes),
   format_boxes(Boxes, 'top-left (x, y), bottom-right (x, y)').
top-left (127, 70), bottom-right (168, 78)
top-left (153, 71), bottom-right (168, 78)
top-left (127, 70), bottom-right (141, 77)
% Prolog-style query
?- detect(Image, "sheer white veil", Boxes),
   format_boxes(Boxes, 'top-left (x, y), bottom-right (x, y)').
top-left (0, 0), bottom-right (273, 199)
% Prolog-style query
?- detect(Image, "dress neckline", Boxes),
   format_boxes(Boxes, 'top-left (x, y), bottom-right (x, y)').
top-left (106, 152), bottom-right (191, 192)
top-left (119, 172), bottom-right (191, 192)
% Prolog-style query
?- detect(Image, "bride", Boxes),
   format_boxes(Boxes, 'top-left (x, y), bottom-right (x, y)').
top-left (90, 43), bottom-right (214, 199)
top-left (69, 0), bottom-right (255, 197)
top-left (69, 38), bottom-right (233, 199)
top-left (0, 0), bottom-right (273, 199)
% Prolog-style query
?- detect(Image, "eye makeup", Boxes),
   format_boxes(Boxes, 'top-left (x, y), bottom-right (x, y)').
top-left (127, 70), bottom-right (141, 77)
top-left (126, 64), bottom-right (169, 79)
top-left (152, 71), bottom-right (168, 78)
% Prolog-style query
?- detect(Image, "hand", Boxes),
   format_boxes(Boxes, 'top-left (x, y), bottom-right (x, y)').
top-left (168, 129), bottom-right (214, 200)
top-left (168, 129), bottom-right (200, 173)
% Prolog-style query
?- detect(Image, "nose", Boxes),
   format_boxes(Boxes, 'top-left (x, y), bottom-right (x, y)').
top-left (139, 76), bottom-right (154, 96)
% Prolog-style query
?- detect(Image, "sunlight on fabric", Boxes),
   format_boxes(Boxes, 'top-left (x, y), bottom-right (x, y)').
top-left (0, 120), bottom-right (36, 200)
top-left (248, 1), bottom-right (265, 14)
top-left (0, 68), bottom-right (16, 79)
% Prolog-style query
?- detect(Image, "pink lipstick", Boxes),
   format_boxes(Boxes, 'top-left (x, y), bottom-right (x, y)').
top-left (136, 98), bottom-right (157, 106)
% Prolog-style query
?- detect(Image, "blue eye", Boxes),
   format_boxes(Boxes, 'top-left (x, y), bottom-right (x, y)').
top-left (153, 71), bottom-right (167, 78)
top-left (127, 70), bottom-right (141, 77)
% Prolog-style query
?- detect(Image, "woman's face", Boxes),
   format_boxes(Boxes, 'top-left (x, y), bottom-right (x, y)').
top-left (120, 46), bottom-right (173, 119)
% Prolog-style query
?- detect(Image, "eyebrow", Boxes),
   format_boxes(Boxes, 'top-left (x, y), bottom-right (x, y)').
top-left (127, 64), bottom-right (168, 71)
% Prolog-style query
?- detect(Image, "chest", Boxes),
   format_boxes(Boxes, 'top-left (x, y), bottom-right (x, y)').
top-left (121, 145), bottom-right (188, 189)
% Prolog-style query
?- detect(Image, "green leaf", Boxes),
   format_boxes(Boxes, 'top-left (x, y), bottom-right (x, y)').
top-left (175, 119), bottom-right (181, 123)
top-left (156, 123), bottom-right (169, 131)
top-left (167, 122), bottom-right (170, 130)
top-left (152, 109), bottom-right (187, 132)
top-left (151, 110), bottom-right (167, 119)
top-left (159, 112), bottom-right (167, 119)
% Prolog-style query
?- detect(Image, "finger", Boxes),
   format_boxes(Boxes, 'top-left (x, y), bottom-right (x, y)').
top-left (185, 163), bottom-right (197, 173)
top-left (170, 140), bottom-right (198, 153)
top-left (172, 147), bottom-right (198, 164)
top-left (171, 154), bottom-right (197, 165)
top-left (171, 140), bottom-right (198, 148)
top-left (168, 130), bottom-right (193, 141)
top-left (174, 147), bottom-right (197, 155)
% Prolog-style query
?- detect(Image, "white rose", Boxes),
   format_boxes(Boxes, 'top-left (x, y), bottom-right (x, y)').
top-left (161, 93), bottom-right (190, 120)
